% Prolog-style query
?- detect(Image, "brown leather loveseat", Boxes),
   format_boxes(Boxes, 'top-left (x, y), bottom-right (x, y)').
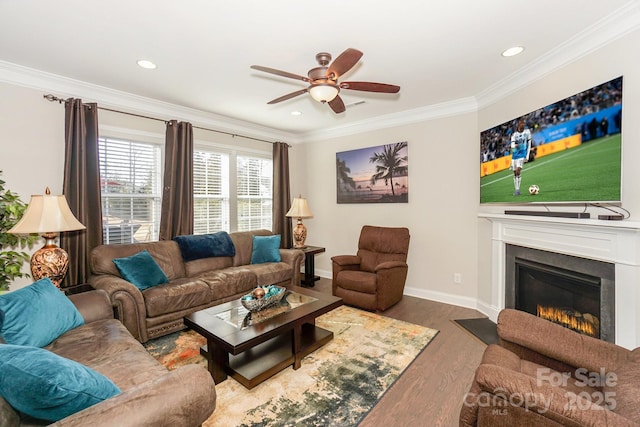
top-left (0, 290), bottom-right (216, 426)
top-left (89, 229), bottom-right (304, 343)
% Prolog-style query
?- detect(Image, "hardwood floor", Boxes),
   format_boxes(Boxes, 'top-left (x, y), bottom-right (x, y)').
top-left (309, 278), bottom-right (487, 427)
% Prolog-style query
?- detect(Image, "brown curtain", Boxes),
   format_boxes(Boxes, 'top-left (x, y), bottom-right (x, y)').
top-left (61, 99), bottom-right (103, 287)
top-left (272, 141), bottom-right (292, 248)
top-left (159, 120), bottom-right (193, 240)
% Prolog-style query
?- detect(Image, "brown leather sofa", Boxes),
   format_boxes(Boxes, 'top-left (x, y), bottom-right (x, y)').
top-left (0, 290), bottom-right (216, 427)
top-left (460, 308), bottom-right (640, 427)
top-left (89, 229), bottom-right (304, 343)
top-left (331, 225), bottom-right (410, 311)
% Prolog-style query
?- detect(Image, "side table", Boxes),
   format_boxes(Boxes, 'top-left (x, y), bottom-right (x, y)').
top-left (299, 245), bottom-right (325, 287)
top-left (63, 283), bottom-right (94, 295)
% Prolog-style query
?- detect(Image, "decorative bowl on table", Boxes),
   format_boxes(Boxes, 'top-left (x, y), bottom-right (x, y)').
top-left (241, 285), bottom-right (287, 312)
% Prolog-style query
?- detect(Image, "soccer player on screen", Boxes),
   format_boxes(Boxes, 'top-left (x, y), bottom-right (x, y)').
top-left (510, 119), bottom-right (532, 195)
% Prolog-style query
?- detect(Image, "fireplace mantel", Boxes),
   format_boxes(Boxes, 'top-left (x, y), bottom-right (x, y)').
top-left (479, 212), bottom-right (640, 349)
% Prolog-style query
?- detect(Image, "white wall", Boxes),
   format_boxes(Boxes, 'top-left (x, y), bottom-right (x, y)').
top-left (1, 83), bottom-right (65, 198)
top-left (300, 113), bottom-right (480, 307)
top-left (1, 84), bottom-right (65, 289)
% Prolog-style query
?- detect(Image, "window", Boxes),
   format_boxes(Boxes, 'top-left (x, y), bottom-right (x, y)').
top-left (99, 135), bottom-right (272, 242)
top-left (194, 147), bottom-right (272, 233)
top-left (193, 151), bottom-right (230, 233)
top-left (237, 155), bottom-right (273, 231)
top-left (99, 137), bottom-right (162, 244)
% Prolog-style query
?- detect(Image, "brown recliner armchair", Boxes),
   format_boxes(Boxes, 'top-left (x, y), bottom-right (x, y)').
top-left (331, 225), bottom-right (410, 312)
top-left (460, 308), bottom-right (640, 427)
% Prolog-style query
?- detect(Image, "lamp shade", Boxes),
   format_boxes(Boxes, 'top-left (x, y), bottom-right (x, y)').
top-left (8, 190), bottom-right (85, 234)
top-left (308, 84), bottom-right (339, 103)
top-left (286, 197), bottom-right (313, 218)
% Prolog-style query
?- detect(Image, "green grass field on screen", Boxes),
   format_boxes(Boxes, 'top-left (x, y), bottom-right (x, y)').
top-left (480, 134), bottom-right (621, 204)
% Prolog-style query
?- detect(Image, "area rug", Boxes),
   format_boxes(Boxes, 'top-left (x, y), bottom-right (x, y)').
top-left (144, 305), bottom-right (438, 426)
top-left (453, 317), bottom-right (498, 345)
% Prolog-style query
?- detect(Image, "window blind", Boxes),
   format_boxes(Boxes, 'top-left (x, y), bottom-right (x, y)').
top-left (99, 137), bottom-right (162, 244)
top-left (237, 155), bottom-right (273, 232)
top-left (193, 150), bottom-right (230, 233)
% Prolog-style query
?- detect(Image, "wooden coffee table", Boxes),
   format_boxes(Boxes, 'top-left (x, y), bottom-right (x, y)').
top-left (184, 286), bottom-right (343, 389)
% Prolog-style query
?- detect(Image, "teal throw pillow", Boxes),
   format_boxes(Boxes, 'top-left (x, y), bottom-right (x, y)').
top-left (0, 344), bottom-right (121, 422)
top-left (113, 250), bottom-right (169, 291)
top-left (251, 235), bottom-right (282, 264)
top-left (0, 278), bottom-right (84, 348)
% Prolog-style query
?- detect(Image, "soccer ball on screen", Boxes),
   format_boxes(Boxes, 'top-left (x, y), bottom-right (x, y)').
top-left (529, 184), bottom-right (540, 195)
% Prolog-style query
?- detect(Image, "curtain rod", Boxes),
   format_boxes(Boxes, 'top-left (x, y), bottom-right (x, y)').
top-left (43, 94), bottom-right (287, 146)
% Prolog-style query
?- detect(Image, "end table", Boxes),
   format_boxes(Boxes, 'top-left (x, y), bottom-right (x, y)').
top-left (299, 245), bottom-right (325, 287)
top-left (63, 283), bottom-right (94, 295)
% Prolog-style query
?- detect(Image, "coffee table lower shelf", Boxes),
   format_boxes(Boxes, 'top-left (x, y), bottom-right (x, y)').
top-left (200, 323), bottom-right (333, 389)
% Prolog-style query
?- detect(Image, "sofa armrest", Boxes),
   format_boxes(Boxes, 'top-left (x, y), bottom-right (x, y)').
top-left (474, 364), bottom-right (635, 427)
top-left (52, 365), bottom-right (216, 427)
top-left (374, 261), bottom-right (408, 311)
top-left (331, 255), bottom-right (361, 295)
top-left (374, 260), bottom-right (407, 272)
top-left (88, 275), bottom-right (149, 343)
top-left (331, 255), bottom-right (360, 267)
top-left (279, 248), bottom-right (304, 286)
top-left (497, 309), bottom-right (630, 372)
top-left (68, 290), bottom-right (114, 324)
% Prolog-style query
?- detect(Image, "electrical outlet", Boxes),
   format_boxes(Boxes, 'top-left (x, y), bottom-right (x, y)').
top-left (454, 273), bottom-right (462, 284)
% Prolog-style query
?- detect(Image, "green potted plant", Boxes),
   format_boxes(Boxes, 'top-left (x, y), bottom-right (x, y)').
top-left (0, 171), bottom-right (37, 292)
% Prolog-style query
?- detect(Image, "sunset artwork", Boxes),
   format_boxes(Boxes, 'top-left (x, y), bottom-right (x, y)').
top-left (336, 142), bottom-right (408, 204)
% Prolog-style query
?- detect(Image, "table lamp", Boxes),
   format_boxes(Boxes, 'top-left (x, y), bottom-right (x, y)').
top-left (8, 188), bottom-right (85, 287)
top-left (285, 196), bottom-right (313, 248)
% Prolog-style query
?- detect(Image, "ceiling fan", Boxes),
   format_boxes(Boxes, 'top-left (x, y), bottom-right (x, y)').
top-left (250, 48), bottom-right (400, 114)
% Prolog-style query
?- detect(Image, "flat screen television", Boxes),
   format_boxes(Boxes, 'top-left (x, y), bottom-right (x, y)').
top-left (480, 76), bottom-right (622, 205)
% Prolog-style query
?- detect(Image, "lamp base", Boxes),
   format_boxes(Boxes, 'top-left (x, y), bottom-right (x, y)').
top-left (31, 234), bottom-right (69, 288)
top-left (292, 219), bottom-right (307, 249)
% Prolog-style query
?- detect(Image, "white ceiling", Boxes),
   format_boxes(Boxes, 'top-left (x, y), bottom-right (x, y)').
top-left (1, 0), bottom-right (638, 141)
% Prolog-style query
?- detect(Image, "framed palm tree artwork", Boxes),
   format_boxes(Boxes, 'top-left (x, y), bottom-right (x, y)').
top-left (336, 142), bottom-right (408, 204)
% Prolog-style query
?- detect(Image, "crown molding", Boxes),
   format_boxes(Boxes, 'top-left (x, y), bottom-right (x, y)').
top-left (0, 60), bottom-right (298, 144)
top-left (476, 0), bottom-right (640, 108)
top-left (297, 97), bottom-right (478, 143)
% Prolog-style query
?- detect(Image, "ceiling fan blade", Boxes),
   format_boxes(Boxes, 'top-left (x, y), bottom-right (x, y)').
top-left (267, 88), bottom-right (308, 104)
top-left (327, 48), bottom-right (363, 78)
top-left (250, 65), bottom-right (309, 82)
top-left (328, 95), bottom-right (346, 114)
top-left (340, 81), bottom-right (400, 93)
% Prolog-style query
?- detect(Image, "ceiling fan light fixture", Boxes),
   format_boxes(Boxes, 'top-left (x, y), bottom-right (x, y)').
top-left (309, 83), bottom-right (339, 103)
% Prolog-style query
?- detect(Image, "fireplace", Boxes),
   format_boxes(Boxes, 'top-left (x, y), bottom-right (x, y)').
top-left (505, 244), bottom-right (615, 342)
top-left (479, 212), bottom-right (640, 349)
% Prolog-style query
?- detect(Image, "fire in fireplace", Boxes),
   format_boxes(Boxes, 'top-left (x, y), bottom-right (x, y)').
top-left (504, 244), bottom-right (615, 342)
top-left (536, 305), bottom-right (599, 338)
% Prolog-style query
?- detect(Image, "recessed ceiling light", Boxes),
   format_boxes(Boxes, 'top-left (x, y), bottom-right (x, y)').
top-left (501, 46), bottom-right (524, 57)
top-left (137, 59), bottom-right (157, 69)
top-left (291, 111), bottom-right (302, 116)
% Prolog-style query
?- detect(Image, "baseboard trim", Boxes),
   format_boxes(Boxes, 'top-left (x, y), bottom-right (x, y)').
top-left (403, 286), bottom-right (479, 312)
top-left (476, 300), bottom-right (500, 323)
top-left (319, 271), bottom-right (499, 321)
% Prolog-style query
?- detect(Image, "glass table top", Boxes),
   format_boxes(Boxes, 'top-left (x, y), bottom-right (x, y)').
top-left (214, 290), bottom-right (317, 330)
